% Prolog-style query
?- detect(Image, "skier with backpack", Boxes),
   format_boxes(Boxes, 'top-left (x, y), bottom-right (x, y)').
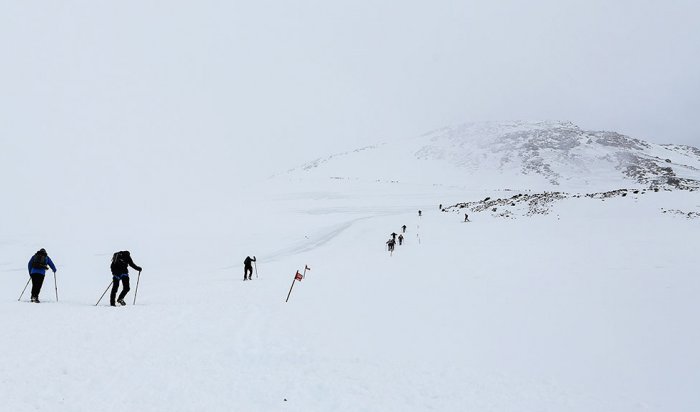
top-left (398, 234), bottom-right (404, 245)
top-left (243, 256), bottom-right (256, 281)
top-left (27, 248), bottom-right (57, 303)
top-left (386, 238), bottom-right (396, 253)
top-left (110, 251), bottom-right (142, 306)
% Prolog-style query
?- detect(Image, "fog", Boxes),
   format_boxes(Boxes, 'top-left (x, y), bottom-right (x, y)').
top-left (1, 0), bottom-right (698, 224)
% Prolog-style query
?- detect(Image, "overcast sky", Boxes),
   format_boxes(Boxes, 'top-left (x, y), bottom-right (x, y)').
top-left (1, 0), bottom-right (699, 193)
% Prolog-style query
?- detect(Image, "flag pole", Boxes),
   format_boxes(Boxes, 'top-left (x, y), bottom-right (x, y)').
top-left (285, 278), bottom-right (296, 303)
top-left (285, 271), bottom-right (303, 302)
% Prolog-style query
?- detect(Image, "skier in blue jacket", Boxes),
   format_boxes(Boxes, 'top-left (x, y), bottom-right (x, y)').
top-left (27, 248), bottom-right (57, 303)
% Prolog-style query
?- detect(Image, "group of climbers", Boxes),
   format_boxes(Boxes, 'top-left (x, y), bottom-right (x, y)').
top-left (22, 249), bottom-right (262, 305)
top-left (25, 249), bottom-right (142, 306)
top-left (22, 205), bottom-right (470, 304)
top-left (385, 224), bottom-right (407, 254)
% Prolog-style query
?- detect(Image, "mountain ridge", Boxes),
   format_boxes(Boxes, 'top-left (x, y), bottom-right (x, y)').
top-left (282, 121), bottom-right (700, 192)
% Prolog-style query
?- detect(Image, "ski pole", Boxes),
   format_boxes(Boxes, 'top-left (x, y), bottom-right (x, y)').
top-left (254, 261), bottom-right (258, 279)
top-left (133, 270), bottom-right (142, 305)
top-left (95, 281), bottom-right (113, 306)
top-left (18, 277), bottom-right (31, 301)
top-left (53, 271), bottom-right (59, 302)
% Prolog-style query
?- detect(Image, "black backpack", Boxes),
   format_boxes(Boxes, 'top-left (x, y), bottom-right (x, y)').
top-left (111, 251), bottom-right (127, 273)
top-left (32, 253), bottom-right (48, 269)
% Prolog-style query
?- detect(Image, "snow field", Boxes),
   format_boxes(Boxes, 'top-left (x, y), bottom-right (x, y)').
top-left (1, 186), bottom-right (699, 411)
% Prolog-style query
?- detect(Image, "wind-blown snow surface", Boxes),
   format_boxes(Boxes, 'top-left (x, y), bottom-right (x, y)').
top-left (2, 124), bottom-right (700, 411)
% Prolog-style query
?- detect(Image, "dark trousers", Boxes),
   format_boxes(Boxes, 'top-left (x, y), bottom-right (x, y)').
top-left (30, 274), bottom-right (45, 298)
top-left (111, 276), bottom-right (131, 305)
top-left (244, 266), bottom-right (253, 280)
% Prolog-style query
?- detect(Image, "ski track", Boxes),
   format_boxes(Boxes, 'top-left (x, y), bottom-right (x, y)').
top-left (259, 210), bottom-right (401, 262)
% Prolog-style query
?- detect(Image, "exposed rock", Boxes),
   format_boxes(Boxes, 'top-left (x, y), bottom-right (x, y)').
top-left (445, 188), bottom-right (664, 219)
top-left (663, 209), bottom-right (700, 219)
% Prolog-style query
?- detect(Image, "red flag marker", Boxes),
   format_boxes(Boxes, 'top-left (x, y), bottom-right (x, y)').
top-left (286, 271), bottom-right (303, 302)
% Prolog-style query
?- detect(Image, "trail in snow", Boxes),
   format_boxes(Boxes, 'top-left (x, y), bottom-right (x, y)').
top-left (1, 182), bottom-right (699, 411)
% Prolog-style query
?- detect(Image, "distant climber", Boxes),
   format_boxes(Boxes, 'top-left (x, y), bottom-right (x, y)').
top-left (244, 256), bottom-right (256, 281)
top-left (398, 234), bottom-right (404, 245)
top-left (464, 213), bottom-right (470, 222)
top-left (391, 232), bottom-right (397, 241)
top-left (386, 238), bottom-right (396, 253)
top-left (110, 251), bottom-right (142, 306)
top-left (27, 248), bottom-right (57, 303)
top-left (418, 210), bottom-right (422, 217)
top-left (439, 204), bottom-right (442, 210)
top-left (402, 225), bottom-right (407, 233)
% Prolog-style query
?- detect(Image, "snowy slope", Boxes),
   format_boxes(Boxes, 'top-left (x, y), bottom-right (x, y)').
top-left (1, 122), bottom-right (699, 411)
top-left (283, 121), bottom-right (700, 192)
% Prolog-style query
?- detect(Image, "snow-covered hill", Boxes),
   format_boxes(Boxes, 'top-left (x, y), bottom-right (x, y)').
top-left (2, 121), bottom-right (699, 411)
top-left (284, 121), bottom-right (700, 192)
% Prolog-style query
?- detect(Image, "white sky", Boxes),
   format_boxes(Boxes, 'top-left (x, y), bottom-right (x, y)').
top-left (1, 0), bottom-right (698, 195)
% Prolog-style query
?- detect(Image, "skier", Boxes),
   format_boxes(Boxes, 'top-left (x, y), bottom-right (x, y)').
top-left (110, 251), bottom-right (142, 306)
top-left (390, 232), bottom-right (397, 241)
top-left (418, 210), bottom-right (422, 217)
top-left (27, 248), bottom-right (57, 303)
top-left (439, 204), bottom-right (442, 210)
top-left (386, 238), bottom-right (395, 253)
top-left (402, 225), bottom-right (407, 233)
top-left (398, 234), bottom-right (404, 245)
top-left (243, 256), bottom-right (256, 281)
top-left (464, 213), bottom-right (470, 222)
